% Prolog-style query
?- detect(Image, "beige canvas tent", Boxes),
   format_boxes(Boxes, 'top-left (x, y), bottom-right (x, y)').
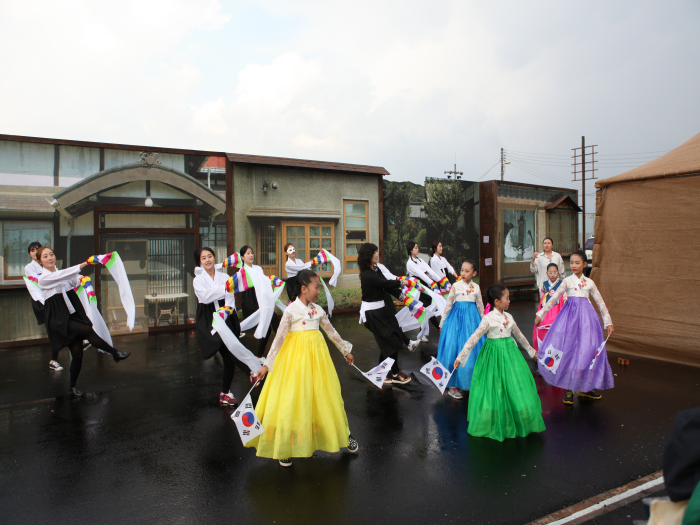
top-left (592, 132), bottom-right (700, 366)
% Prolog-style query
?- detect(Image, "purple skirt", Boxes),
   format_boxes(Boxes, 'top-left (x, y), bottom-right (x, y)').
top-left (537, 297), bottom-right (614, 392)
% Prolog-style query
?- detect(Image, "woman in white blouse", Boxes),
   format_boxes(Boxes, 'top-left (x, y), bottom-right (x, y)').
top-left (530, 237), bottom-right (566, 294)
top-left (430, 241), bottom-right (457, 283)
top-left (193, 247), bottom-right (252, 407)
top-left (35, 246), bottom-right (130, 397)
top-left (406, 241), bottom-right (444, 338)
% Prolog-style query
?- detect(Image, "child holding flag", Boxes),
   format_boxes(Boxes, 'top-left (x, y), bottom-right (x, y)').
top-left (249, 269), bottom-right (358, 467)
top-left (437, 260), bottom-right (485, 399)
top-left (535, 250), bottom-right (614, 405)
top-left (455, 283), bottom-right (545, 441)
top-left (532, 263), bottom-right (566, 351)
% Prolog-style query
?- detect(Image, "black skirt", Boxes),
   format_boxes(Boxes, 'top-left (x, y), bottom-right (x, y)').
top-left (286, 276), bottom-right (298, 303)
top-left (363, 300), bottom-right (409, 353)
top-left (196, 301), bottom-right (241, 360)
top-left (31, 299), bottom-right (45, 325)
top-left (44, 291), bottom-right (92, 352)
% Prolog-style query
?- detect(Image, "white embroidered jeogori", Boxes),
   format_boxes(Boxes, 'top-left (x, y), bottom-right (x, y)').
top-left (456, 310), bottom-right (536, 365)
top-left (537, 275), bottom-right (612, 327)
top-left (263, 298), bottom-right (352, 372)
top-left (439, 280), bottom-right (485, 328)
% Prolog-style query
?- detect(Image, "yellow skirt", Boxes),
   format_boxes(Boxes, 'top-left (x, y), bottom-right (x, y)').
top-left (245, 330), bottom-right (350, 459)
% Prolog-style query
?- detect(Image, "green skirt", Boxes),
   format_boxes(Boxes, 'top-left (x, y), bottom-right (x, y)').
top-left (467, 337), bottom-right (546, 441)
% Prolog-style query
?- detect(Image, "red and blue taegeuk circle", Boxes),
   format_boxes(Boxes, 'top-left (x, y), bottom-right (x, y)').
top-left (242, 412), bottom-right (256, 427)
top-left (544, 357), bottom-right (555, 368)
top-left (432, 367), bottom-right (443, 380)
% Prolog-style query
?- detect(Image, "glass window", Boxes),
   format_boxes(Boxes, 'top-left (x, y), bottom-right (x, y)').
top-left (3, 222), bottom-right (53, 279)
top-left (0, 140), bottom-right (55, 186)
top-left (322, 226), bottom-right (331, 237)
top-left (59, 145), bottom-right (100, 186)
top-left (343, 200), bottom-right (369, 273)
top-left (345, 203), bottom-right (366, 215)
top-left (310, 226), bottom-right (320, 237)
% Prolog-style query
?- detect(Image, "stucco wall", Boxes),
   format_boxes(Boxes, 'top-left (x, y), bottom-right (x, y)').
top-left (232, 164), bottom-right (380, 289)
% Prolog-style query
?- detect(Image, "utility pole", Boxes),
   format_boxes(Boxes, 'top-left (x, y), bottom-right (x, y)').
top-left (501, 148), bottom-right (505, 181)
top-left (571, 136), bottom-right (598, 249)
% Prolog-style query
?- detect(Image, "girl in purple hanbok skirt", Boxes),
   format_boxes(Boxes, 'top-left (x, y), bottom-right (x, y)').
top-left (535, 250), bottom-right (615, 406)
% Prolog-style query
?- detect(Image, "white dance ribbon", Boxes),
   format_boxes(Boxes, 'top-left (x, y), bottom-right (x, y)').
top-left (212, 311), bottom-right (261, 374)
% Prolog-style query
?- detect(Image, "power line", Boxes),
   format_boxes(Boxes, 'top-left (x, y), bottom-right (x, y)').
top-left (476, 159), bottom-right (500, 181)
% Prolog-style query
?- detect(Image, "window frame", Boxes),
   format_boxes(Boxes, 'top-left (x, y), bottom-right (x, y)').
top-left (343, 199), bottom-right (369, 274)
top-left (2, 220), bottom-right (54, 282)
top-left (281, 221), bottom-right (335, 278)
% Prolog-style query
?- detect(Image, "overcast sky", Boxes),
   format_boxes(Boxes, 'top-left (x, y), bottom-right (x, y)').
top-left (1, 0), bottom-right (698, 200)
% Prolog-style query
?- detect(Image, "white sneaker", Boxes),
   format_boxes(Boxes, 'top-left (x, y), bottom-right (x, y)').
top-left (408, 340), bottom-right (420, 352)
top-left (239, 332), bottom-right (246, 338)
top-left (420, 336), bottom-right (429, 343)
top-left (49, 361), bottom-right (63, 371)
top-left (279, 458), bottom-right (292, 467)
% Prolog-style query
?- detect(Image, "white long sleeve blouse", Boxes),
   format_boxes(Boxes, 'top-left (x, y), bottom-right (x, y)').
top-left (38, 265), bottom-right (82, 300)
top-left (439, 280), bottom-right (484, 328)
top-left (264, 298), bottom-right (352, 371)
top-left (530, 251), bottom-right (566, 290)
top-left (430, 254), bottom-right (456, 279)
top-left (285, 257), bottom-right (312, 278)
top-left (537, 274), bottom-right (613, 328)
top-left (457, 309), bottom-right (536, 365)
top-left (406, 256), bottom-right (442, 286)
top-left (193, 269), bottom-right (235, 308)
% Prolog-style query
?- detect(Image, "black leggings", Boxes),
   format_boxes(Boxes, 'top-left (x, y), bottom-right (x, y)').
top-left (66, 322), bottom-right (119, 388)
top-left (218, 347), bottom-right (251, 393)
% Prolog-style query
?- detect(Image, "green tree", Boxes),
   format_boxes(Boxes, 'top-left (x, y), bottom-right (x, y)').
top-left (423, 179), bottom-right (470, 263)
top-left (384, 182), bottom-right (418, 274)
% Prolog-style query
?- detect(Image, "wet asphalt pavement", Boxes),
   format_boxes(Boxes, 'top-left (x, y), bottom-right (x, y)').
top-left (1, 301), bottom-right (698, 525)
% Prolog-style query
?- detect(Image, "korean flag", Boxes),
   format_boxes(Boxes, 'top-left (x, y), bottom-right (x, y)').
top-left (362, 357), bottom-right (395, 389)
top-left (420, 357), bottom-right (451, 395)
top-left (538, 344), bottom-right (563, 375)
top-left (589, 335), bottom-right (610, 370)
top-left (231, 394), bottom-right (264, 444)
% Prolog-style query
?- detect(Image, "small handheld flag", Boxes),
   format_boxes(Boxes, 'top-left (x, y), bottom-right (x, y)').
top-left (538, 344), bottom-right (564, 374)
top-left (231, 393), bottom-right (265, 444)
top-left (589, 335), bottom-right (610, 370)
top-left (420, 357), bottom-right (451, 394)
top-left (352, 357), bottom-right (395, 389)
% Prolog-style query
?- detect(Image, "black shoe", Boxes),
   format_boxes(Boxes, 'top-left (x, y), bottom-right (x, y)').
top-left (577, 390), bottom-right (602, 400)
top-left (563, 390), bottom-right (574, 405)
top-left (82, 341), bottom-right (91, 350)
top-left (347, 435), bottom-right (359, 454)
top-left (68, 386), bottom-right (83, 397)
top-left (113, 351), bottom-right (131, 362)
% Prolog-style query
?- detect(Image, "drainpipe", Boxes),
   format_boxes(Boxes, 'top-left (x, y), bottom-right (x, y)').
top-left (207, 167), bottom-right (211, 189)
top-left (66, 217), bottom-right (75, 266)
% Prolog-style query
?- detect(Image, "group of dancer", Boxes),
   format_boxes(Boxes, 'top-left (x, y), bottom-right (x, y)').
top-left (23, 234), bottom-right (615, 466)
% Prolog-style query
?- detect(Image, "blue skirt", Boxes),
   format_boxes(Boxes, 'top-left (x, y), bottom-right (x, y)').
top-left (437, 301), bottom-right (485, 390)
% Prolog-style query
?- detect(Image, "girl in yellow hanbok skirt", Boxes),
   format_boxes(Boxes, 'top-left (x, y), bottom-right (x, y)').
top-left (248, 269), bottom-right (358, 467)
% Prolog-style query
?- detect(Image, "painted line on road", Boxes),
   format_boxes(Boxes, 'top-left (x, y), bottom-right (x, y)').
top-left (528, 471), bottom-right (664, 525)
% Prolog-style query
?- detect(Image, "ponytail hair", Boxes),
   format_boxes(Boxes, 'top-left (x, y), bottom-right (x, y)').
top-left (485, 283), bottom-right (508, 310)
top-left (194, 247), bottom-right (216, 267)
top-left (406, 240), bottom-right (418, 256)
top-left (294, 269), bottom-right (320, 300)
top-left (431, 240), bottom-right (440, 255)
top-left (239, 245), bottom-right (253, 258)
top-left (571, 249), bottom-right (587, 264)
top-left (283, 243), bottom-right (294, 261)
top-left (463, 259), bottom-right (478, 273)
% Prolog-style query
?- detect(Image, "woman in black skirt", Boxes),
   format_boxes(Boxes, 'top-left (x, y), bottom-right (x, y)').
top-left (358, 243), bottom-right (418, 385)
top-left (239, 245), bottom-right (281, 358)
top-left (193, 247), bottom-right (252, 406)
top-left (36, 247), bottom-right (130, 397)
